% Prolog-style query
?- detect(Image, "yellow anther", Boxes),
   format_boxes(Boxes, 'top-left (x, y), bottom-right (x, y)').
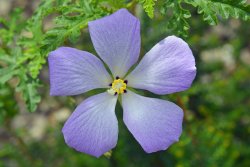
top-left (107, 79), bottom-right (127, 95)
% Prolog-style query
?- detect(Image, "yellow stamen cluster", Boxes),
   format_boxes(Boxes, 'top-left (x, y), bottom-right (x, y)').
top-left (107, 79), bottom-right (127, 95)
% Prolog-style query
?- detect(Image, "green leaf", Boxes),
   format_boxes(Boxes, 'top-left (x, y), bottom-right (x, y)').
top-left (160, 0), bottom-right (191, 37)
top-left (138, 0), bottom-right (157, 18)
top-left (26, 82), bottom-right (41, 112)
top-left (185, 0), bottom-right (250, 25)
top-left (0, 68), bottom-right (18, 84)
top-left (16, 72), bottom-right (41, 112)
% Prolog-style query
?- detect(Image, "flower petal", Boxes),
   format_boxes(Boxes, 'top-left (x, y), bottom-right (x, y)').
top-left (122, 90), bottom-right (183, 153)
top-left (62, 92), bottom-right (118, 157)
top-left (88, 9), bottom-right (140, 77)
top-left (126, 36), bottom-right (196, 95)
top-left (48, 47), bottom-right (112, 96)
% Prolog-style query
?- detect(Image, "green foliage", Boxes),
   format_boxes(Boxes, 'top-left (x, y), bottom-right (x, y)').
top-left (16, 72), bottom-right (41, 112)
top-left (138, 0), bottom-right (157, 18)
top-left (0, 9), bottom-right (40, 112)
top-left (159, 0), bottom-right (250, 36)
top-left (184, 0), bottom-right (250, 25)
top-left (160, 0), bottom-right (191, 37)
top-left (0, 84), bottom-right (18, 124)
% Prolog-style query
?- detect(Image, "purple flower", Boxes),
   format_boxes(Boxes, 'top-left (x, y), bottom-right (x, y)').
top-left (48, 9), bottom-right (196, 157)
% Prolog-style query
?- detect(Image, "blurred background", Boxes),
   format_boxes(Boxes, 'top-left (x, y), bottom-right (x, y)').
top-left (0, 0), bottom-right (250, 167)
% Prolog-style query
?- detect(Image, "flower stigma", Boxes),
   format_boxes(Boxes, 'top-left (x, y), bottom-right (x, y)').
top-left (107, 77), bottom-right (127, 95)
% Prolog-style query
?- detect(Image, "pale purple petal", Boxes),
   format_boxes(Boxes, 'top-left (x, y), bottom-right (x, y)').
top-left (48, 47), bottom-right (112, 96)
top-left (126, 36), bottom-right (196, 95)
top-left (122, 90), bottom-right (183, 153)
top-left (88, 9), bottom-right (140, 77)
top-left (62, 92), bottom-right (118, 157)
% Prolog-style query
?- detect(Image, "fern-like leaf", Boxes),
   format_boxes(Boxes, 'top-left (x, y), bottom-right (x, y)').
top-left (161, 0), bottom-right (191, 37)
top-left (185, 0), bottom-right (250, 25)
top-left (138, 0), bottom-right (157, 18)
